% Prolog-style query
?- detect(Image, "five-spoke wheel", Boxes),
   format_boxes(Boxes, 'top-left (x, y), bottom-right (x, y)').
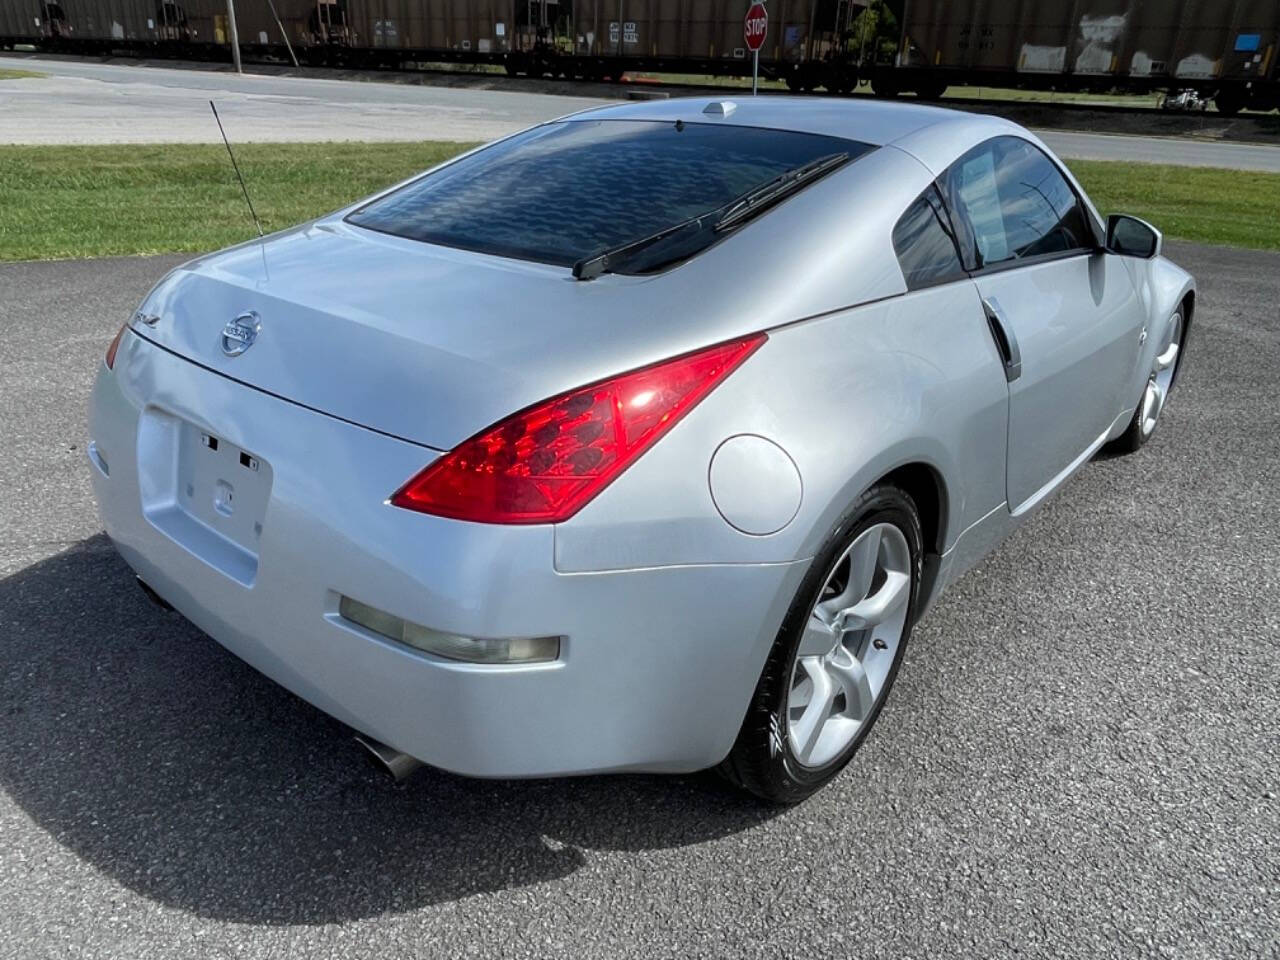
top-left (1111, 305), bottom-right (1187, 453)
top-left (720, 484), bottom-right (921, 803)
top-left (787, 523), bottom-right (911, 768)
top-left (1140, 309), bottom-right (1183, 439)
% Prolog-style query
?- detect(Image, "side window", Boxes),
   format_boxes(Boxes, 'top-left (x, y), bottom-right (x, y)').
top-left (892, 185), bottom-right (966, 290)
top-left (944, 136), bottom-right (1094, 269)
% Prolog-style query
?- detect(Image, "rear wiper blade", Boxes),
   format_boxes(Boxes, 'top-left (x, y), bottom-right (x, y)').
top-left (572, 209), bottom-right (714, 281)
top-left (571, 151), bottom-right (851, 282)
top-left (714, 152), bottom-right (851, 232)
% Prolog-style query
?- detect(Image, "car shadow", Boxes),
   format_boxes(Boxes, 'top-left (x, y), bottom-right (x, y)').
top-left (0, 536), bottom-right (781, 924)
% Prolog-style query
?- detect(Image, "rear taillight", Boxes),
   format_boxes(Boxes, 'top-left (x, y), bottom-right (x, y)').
top-left (391, 334), bottom-right (766, 524)
top-left (105, 324), bottom-right (126, 369)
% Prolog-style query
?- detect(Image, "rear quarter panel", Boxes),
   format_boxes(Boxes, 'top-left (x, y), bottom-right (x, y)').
top-left (555, 279), bottom-right (1010, 575)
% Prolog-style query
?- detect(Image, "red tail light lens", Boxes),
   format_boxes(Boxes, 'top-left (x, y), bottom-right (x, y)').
top-left (391, 334), bottom-right (766, 524)
top-left (105, 324), bottom-right (127, 369)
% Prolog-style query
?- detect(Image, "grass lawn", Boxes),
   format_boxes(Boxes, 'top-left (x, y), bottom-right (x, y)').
top-left (0, 142), bottom-right (474, 261)
top-left (0, 141), bottom-right (1275, 261)
top-left (0, 68), bottom-right (44, 80)
top-left (1067, 160), bottom-right (1279, 251)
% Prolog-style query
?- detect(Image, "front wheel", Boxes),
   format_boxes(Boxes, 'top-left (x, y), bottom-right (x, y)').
top-left (718, 484), bottom-right (922, 804)
top-left (1109, 306), bottom-right (1185, 453)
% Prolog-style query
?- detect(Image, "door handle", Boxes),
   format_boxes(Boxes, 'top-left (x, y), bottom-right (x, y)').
top-left (982, 296), bottom-right (1022, 382)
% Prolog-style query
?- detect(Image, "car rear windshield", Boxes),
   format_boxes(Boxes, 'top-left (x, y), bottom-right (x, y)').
top-left (346, 119), bottom-right (873, 267)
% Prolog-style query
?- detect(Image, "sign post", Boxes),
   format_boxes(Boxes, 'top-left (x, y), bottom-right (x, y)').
top-left (225, 0), bottom-right (242, 73)
top-left (744, 2), bottom-right (767, 95)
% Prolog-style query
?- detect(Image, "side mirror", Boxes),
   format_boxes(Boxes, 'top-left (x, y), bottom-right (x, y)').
top-left (1105, 214), bottom-right (1162, 259)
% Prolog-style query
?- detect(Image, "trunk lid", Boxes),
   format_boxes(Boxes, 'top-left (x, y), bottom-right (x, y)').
top-left (130, 156), bottom-right (899, 450)
top-left (138, 220), bottom-right (698, 450)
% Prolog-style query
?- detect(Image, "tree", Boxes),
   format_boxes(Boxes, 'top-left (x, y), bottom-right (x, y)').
top-left (850, 0), bottom-right (899, 63)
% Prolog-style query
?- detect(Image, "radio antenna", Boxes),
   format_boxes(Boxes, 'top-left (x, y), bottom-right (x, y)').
top-left (209, 100), bottom-right (263, 238)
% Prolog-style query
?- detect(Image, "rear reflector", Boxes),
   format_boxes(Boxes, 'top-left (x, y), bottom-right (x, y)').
top-left (390, 334), bottom-right (766, 524)
top-left (339, 595), bottom-right (560, 665)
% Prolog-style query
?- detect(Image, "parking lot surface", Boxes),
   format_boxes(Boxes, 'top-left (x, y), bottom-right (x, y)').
top-left (0, 243), bottom-right (1276, 958)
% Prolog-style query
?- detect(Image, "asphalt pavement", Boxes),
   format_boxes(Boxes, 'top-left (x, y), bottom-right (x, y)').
top-left (5, 54), bottom-right (1280, 171)
top-left (0, 244), bottom-right (1277, 958)
top-left (0, 54), bottom-right (602, 144)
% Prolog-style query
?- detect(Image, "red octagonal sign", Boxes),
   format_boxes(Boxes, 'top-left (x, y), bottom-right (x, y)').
top-left (744, 2), bottom-right (768, 52)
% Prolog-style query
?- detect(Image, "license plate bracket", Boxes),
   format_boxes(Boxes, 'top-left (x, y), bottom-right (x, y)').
top-left (138, 409), bottom-right (273, 587)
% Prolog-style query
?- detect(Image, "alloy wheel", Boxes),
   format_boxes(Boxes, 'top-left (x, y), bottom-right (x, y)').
top-left (1140, 311), bottom-right (1183, 438)
top-left (786, 522), bottom-right (911, 768)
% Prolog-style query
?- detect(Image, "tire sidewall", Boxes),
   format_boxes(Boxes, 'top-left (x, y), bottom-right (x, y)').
top-left (760, 486), bottom-right (923, 800)
top-left (1142, 306), bottom-right (1186, 444)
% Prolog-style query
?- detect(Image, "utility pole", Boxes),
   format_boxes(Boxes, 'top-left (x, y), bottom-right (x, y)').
top-left (225, 0), bottom-right (242, 74)
top-left (264, 0), bottom-right (298, 68)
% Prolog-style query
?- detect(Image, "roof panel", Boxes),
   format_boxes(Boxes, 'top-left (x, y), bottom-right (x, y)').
top-left (560, 95), bottom-right (970, 147)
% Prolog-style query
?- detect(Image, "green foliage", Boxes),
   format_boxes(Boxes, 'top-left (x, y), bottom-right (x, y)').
top-left (848, 0), bottom-right (899, 61)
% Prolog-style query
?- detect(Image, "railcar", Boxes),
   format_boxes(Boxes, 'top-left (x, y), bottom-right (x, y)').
top-left (1, 0), bottom-right (1275, 113)
top-left (887, 0), bottom-right (1280, 114)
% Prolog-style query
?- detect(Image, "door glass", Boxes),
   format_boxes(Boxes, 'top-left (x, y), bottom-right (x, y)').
top-left (945, 137), bottom-right (1093, 269)
top-left (953, 147), bottom-right (1008, 264)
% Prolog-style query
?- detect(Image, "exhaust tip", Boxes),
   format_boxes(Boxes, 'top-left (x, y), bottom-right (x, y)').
top-left (354, 733), bottom-right (424, 782)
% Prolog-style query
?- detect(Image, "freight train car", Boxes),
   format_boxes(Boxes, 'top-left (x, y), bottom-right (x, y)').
top-left (0, 0), bottom-right (854, 75)
top-left (885, 0), bottom-right (1280, 114)
top-left (232, 1), bottom-right (514, 62)
top-left (2, 0), bottom-right (233, 53)
top-left (1, 0), bottom-right (1277, 112)
top-left (503, 1), bottom-right (819, 78)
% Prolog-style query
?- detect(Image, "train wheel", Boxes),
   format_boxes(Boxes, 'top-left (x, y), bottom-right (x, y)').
top-left (1215, 87), bottom-right (1245, 115)
top-left (871, 76), bottom-right (900, 98)
top-left (915, 79), bottom-right (947, 100)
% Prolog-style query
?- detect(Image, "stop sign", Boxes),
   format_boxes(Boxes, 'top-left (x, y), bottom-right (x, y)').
top-left (744, 2), bottom-right (768, 52)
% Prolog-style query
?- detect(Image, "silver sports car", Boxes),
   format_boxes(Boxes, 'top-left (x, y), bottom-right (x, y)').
top-left (90, 97), bottom-right (1193, 802)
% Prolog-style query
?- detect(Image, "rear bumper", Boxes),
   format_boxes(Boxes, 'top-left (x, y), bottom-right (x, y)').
top-left (89, 330), bottom-right (806, 777)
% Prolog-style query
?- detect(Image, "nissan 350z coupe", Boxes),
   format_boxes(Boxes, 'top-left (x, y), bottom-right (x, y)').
top-left (90, 98), bottom-right (1193, 802)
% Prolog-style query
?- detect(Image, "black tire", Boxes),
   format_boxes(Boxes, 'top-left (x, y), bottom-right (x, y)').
top-left (718, 484), bottom-right (922, 804)
top-left (870, 75), bottom-right (899, 98)
top-left (915, 79), bottom-right (948, 100)
top-left (1215, 88), bottom-right (1245, 116)
top-left (1107, 304), bottom-right (1186, 455)
top-left (1107, 387), bottom-right (1152, 454)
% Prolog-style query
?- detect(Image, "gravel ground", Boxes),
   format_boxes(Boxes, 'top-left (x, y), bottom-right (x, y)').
top-left (0, 244), bottom-right (1276, 958)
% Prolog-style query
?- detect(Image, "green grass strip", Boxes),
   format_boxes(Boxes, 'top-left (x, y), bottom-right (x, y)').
top-left (0, 142), bottom-right (1275, 262)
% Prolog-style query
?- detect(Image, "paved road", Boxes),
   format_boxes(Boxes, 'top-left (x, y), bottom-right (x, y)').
top-left (0, 55), bottom-right (603, 143)
top-left (5, 54), bottom-right (1280, 171)
top-left (1038, 128), bottom-right (1280, 171)
top-left (0, 244), bottom-right (1276, 959)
